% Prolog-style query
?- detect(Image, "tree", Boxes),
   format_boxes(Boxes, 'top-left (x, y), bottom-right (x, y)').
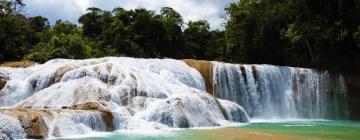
top-left (128, 8), bottom-right (166, 58)
top-left (27, 16), bottom-right (49, 45)
top-left (159, 7), bottom-right (187, 58)
top-left (225, 0), bottom-right (360, 72)
top-left (184, 20), bottom-right (214, 60)
top-left (0, 0), bottom-right (24, 15)
top-left (0, 0), bottom-right (27, 61)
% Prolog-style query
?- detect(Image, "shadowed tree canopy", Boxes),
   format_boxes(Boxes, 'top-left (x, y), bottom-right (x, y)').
top-left (225, 0), bottom-right (360, 73)
top-left (0, 0), bottom-right (359, 74)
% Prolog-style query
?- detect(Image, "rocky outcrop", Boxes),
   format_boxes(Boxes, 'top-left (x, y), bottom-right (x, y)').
top-left (183, 59), bottom-right (214, 95)
top-left (0, 109), bottom-right (54, 138)
top-left (0, 108), bottom-right (117, 139)
top-left (68, 101), bottom-right (110, 110)
top-left (68, 102), bottom-right (117, 131)
top-left (53, 66), bottom-right (74, 83)
top-left (0, 78), bottom-right (5, 90)
top-left (0, 61), bottom-right (36, 68)
top-left (0, 73), bottom-right (7, 90)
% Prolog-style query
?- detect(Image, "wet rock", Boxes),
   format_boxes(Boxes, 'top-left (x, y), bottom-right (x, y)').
top-left (0, 73), bottom-right (7, 90)
top-left (0, 78), bottom-right (5, 90)
top-left (218, 100), bottom-right (250, 123)
top-left (53, 66), bottom-right (73, 83)
top-left (68, 102), bottom-right (109, 110)
top-left (20, 116), bottom-right (48, 139)
top-left (68, 102), bottom-right (116, 131)
top-left (0, 108), bottom-right (116, 139)
top-left (251, 65), bottom-right (258, 82)
top-left (0, 109), bottom-right (51, 139)
top-left (240, 65), bottom-right (248, 84)
top-left (100, 110), bottom-right (115, 131)
top-left (215, 98), bottom-right (229, 120)
top-left (183, 59), bottom-right (214, 95)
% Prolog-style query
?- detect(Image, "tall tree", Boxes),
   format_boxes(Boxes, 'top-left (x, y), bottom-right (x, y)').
top-left (0, 0), bottom-right (27, 61)
top-left (159, 7), bottom-right (188, 58)
top-left (184, 20), bottom-right (214, 60)
top-left (225, 0), bottom-right (360, 72)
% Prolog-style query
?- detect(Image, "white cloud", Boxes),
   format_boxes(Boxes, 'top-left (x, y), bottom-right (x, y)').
top-left (23, 0), bottom-right (236, 29)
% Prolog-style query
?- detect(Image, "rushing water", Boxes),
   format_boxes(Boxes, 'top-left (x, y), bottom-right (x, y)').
top-left (0, 57), bottom-right (352, 139)
top-left (212, 62), bottom-right (349, 119)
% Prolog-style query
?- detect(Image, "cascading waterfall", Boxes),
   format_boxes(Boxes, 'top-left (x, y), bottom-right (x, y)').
top-left (212, 62), bottom-right (349, 119)
top-left (0, 57), bottom-right (349, 139)
top-left (0, 57), bottom-right (249, 139)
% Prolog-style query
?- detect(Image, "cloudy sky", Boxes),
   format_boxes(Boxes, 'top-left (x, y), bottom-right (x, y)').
top-left (22, 0), bottom-right (237, 29)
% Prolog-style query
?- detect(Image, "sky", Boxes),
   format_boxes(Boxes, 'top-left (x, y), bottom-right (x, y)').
top-left (22, 0), bottom-right (237, 29)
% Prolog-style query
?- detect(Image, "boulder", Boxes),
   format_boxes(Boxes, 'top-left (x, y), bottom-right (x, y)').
top-left (0, 73), bottom-right (7, 90)
top-left (20, 116), bottom-right (48, 139)
top-left (68, 101), bottom-right (110, 111)
top-left (0, 78), bottom-right (5, 90)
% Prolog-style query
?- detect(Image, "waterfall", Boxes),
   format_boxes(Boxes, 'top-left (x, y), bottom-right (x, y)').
top-left (0, 57), bottom-right (350, 139)
top-left (212, 62), bottom-right (349, 119)
top-left (0, 57), bottom-right (249, 139)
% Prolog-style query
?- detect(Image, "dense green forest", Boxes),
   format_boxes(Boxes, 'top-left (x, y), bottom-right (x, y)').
top-left (1, 0), bottom-right (360, 73)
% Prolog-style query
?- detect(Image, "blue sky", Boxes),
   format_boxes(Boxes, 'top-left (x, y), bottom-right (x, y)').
top-left (22, 0), bottom-right (237, 29)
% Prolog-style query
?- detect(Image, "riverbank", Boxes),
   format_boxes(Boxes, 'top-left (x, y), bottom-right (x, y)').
top-left (0, 61), bottom-right (36, 68)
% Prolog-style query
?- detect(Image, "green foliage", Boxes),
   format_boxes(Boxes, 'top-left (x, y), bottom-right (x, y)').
top-left (225, 0), bottom-right (360, 72)
top-left (0, 0), bottom-right (40, 61)
top-left (25, 20), bottom-right (92, 62)
top-left (0, 1), bottom-right (223, 62)
top-left (1, 0), bottom-right (360, 73)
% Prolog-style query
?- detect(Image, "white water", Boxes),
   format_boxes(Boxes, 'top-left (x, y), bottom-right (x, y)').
top-left (0, 114), bottom-right (26, 139)
top-left (213, 62), bottom-right (348, 119)
top-left (0, 57), bottom-right (248, 139)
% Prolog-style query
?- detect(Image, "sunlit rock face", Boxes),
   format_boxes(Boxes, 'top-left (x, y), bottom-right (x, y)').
top-left (184, 59), bottom-right (214, 95)
top-left (0, 57), bottom-right (249, 139)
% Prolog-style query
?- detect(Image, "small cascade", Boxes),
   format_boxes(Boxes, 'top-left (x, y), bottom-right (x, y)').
top-left (48, 111), bottom-right (109, 137)
top-left (0, 109), bottom-right (119, 138)
top-left (212, 62), bottom-right (348, 119)
top-left (0, 114), bottom-right (26, 139)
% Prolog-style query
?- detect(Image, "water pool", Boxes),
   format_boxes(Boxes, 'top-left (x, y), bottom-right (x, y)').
top-left (58, 120), bottom-right (360, 140)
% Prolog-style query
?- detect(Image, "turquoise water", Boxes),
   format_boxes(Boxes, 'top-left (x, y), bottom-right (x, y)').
top-left (58, 120), bottom-right (360, 140)
top-left (242, 120), bottom-right (360, 140)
